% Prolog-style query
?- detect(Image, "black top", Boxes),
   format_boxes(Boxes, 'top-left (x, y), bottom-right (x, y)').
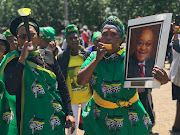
top-left (4, 49), bottom-right (73, 132)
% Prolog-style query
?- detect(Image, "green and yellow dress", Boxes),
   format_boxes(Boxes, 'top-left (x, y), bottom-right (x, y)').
top-left (0, 50), bottom-right (66, 135)
top-left (80, 47), bottom-right (152, 135)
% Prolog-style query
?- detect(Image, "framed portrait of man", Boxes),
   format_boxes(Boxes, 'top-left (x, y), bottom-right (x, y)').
top-left (124, 13), bottom-right (172, 88)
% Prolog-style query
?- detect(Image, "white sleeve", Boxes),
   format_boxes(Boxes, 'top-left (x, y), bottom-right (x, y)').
top-left (62, 39), bottom-right (67, 50)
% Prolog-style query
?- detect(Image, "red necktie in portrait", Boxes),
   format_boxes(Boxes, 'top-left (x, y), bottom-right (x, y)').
top-left (139, 64), bottom-right (145, 77)
top-left (138, 64), bottom-right (145, 93)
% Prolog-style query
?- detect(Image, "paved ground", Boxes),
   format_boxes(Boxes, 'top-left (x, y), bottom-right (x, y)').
top-left (66, 62), bottom-right (178, 135)
top-left (151, 63), bottom-right (178, 135)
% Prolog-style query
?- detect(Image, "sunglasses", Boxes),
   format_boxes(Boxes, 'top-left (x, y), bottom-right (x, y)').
top-left (18, 33), bottom-right (36, 40)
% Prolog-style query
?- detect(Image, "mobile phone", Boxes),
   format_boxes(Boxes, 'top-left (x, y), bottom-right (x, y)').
top-left (175, 14), bottom-right (179, 26)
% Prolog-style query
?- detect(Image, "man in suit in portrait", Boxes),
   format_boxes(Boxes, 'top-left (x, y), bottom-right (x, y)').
top-left (128, 28), bottom-right (155, 78)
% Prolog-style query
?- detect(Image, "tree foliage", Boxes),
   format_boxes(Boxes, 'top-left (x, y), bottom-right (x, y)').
top-left (0, 0), bottom-right (179, 34)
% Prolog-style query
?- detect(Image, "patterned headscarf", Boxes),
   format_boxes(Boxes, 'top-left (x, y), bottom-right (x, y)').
top-left (101, 16), bottom-right (125, 40)
top-left (65, 25), bottom-right (79, 39)
top-left (3, 29), bottom-right (13, 38)
top-left (39, 27), bottom-right (55, 42)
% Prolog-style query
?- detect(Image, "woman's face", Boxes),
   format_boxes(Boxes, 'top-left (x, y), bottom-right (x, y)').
top-left (67, 33), bottom-right (79, 50)
top-left (7, 36), bottom-right (17, 51)
top-left (101, 26), bottom-right (121, 54)
top-left (17, 25), bottom-right (38, 50)
top-left (37, 37), bottom-right (48, 48)
top-left (0, 40), bottom-right (6, 54)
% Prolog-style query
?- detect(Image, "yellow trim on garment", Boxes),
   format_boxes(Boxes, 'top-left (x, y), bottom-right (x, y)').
top-left (53, 116), bottom-right (59, 119)
top-left (0, 53), bottom-right (19, 77)
top-left (35, 84), bottom-right (42, 87)
top-left (93, 90), bottom-right (138, 108)
top-left (117, 46), bottom-right (125, 56)
top-left (33, 121), bottom-right (45, 125)
top-left (92, 75), bottom-right (97, 79)
top-left (117, 91), bottom-right (138, 107)
top-left (105, 83), bottom-right (121, 87)
top-left (108, 118), bottom-right (124, 122)
top-left (52, 103), bottom-right (61, 106)
top-left (26, 60), bottom-right (56, 79)
top-left (95, 106), bottom-right (100, 112)
top-left (129, 112), bottom-right (137, 115)
top-left (114, 118), bottom-right (124, 121)
top-left (3, 112), bottom-right (11, 115)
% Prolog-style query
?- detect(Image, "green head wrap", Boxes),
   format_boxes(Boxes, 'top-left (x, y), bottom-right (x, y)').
top-left (92, 31), bottom-right (101, 43)
top-left (101, 16), bottom-right (125, 40)
top-left (65, 25), bottom-right (79, 39)
top-left (39, 27), bottom-right (56, 42)
top-left (3, 29), bottom-right (13, 38)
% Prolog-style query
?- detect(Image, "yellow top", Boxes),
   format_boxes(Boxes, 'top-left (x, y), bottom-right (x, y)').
top-left (66, 54), bottom-right (92, 104)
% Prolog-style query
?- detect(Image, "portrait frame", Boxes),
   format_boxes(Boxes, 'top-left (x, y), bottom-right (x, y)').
top-left (124, 13), bottom-right (172, 88)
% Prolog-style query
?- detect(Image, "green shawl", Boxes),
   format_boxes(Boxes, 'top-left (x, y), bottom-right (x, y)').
top-left (0, 50), bottom-right (66, 135)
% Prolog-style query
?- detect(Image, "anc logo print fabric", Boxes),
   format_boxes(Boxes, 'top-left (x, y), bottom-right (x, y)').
top-left (20, 60), bottom-right (66, 135)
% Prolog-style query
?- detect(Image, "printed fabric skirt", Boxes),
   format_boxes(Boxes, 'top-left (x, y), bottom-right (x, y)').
top-left (82, 97), bottom-right (152, 135)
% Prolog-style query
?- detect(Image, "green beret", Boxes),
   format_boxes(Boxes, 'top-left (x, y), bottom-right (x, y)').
top-left (101, 16), bottom-right (125, 40)
top-left (65, 25), bottom-right (79, 39)
top-left (39, 27), bottom-right (55, 42)
top-left (92, 31), bottom-right (101, 43)
top-left (3, 29), bottom-right (13, 38)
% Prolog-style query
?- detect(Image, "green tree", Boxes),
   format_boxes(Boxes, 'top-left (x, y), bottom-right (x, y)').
top-left (0, 0), bottom-right (180, 34)
top-left (68, 0), bottom-right (107, 30)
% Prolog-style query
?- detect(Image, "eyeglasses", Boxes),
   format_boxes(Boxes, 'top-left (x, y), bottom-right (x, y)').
top-left (137, 41), bottom-right (152, 47)
top-left (18, 33), bottom-right (36, 40)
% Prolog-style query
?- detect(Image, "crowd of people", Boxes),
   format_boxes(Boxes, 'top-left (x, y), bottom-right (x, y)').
top-left (0, 9), bottom-right (179, 135)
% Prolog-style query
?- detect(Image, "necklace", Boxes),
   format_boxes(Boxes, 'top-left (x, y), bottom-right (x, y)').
top-left (39, 53), bottom-right (45, 69)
